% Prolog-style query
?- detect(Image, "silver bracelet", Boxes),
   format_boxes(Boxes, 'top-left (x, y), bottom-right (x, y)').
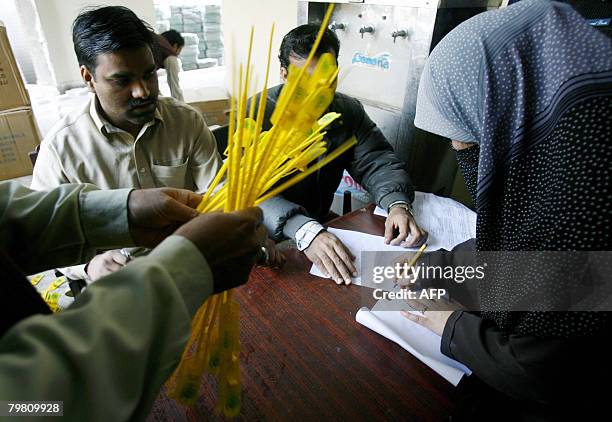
top-left (388, 202), bottom-right (413, 215)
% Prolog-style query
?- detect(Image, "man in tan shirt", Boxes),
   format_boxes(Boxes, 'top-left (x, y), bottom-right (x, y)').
top-left (32, 97), bottom-right (218, 192)
top-left (31, 6), bottom-right (223, 281)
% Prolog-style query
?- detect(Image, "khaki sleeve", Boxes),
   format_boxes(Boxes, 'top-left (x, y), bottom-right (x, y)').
top-left (31, 141), bottom-right (70, 191)
top-left (0, 181), bottom-right (132, 273)
top-left (0, 235), bottom-right (213, 421)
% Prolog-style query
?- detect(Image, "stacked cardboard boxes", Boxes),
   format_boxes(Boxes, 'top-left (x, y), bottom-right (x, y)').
top-left (155, 4), bottom-right (171, 33)
top-left (0, 23), bottom-right (39, 181)
top-left (156, 4), bottom-right (224, 70)
top-left (179, 32), bottom-right (200, 71)
top-left (202, 5), bottom-right (223, 66)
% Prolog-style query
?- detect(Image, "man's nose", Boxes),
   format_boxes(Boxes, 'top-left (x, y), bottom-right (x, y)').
top-left (131, 79), bottom-right (150, 99)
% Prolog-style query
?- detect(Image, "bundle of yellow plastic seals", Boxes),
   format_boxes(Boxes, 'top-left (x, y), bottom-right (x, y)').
top-left (166, 5), bottom-right (355, 416)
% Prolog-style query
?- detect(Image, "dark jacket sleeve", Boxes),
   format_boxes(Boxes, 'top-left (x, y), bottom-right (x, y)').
top-left (433, 240), bottom-right (591, 404)
top-left (346, 99), bottom-right (415, 210)
top-left (424, 239), bottom-right (612, 408)
top-left (442, 311), bottom-right (609, 406)
top-left (258, 196), bottom-right (311, 241)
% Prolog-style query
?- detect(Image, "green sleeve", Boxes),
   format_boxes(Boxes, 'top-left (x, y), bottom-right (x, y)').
top-left (0, 181), bottom-right (133, 273)
top-left (0, 235), bottom-right (213, 421)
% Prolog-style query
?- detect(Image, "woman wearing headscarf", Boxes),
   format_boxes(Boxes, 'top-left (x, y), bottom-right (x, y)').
top-left (403, 0), bottom-right (612, 419)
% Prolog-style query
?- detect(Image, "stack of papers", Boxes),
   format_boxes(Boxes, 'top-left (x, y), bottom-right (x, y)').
top-left (357, 303), bottom-right (471, 386)
top-left (309, 192), bottom-right (477, 283)
top-left (373, 191), bottom-right (476, 251)
top-left (309, 228), bottom-right (408, 285)
top-left (308, 192), bottom-right (476, 385)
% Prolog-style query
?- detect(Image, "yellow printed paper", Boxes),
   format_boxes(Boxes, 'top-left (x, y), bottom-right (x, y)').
top-left (30, 274), bottom-right (44, 286)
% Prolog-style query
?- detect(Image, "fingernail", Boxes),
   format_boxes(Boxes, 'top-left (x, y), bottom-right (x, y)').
top-left (352, 271), bottom-right (357, 277)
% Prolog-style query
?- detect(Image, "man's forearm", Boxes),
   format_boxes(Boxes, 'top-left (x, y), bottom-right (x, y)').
top-left (259, 196), bottom-right (309, 241)
top-left (0, 235), bottom-right (213, 421)
top-left (0, 182), bottom-right (133, 273)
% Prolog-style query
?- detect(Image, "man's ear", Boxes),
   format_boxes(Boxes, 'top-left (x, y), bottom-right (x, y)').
top-left (80, 65), bottom-right (96, 93)
top-left (280, 66), bottom-right (288, 82)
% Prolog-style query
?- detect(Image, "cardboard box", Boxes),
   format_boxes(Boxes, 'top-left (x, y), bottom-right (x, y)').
top-left (0, 108), bottom-right (40, 180)
top-left (188, 99), bottom-right (229, 126)
top-left (0, 24), bottom-right (30, 112)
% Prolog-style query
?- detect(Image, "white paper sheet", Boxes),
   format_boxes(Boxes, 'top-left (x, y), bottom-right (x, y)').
top-left (356, 304), bottom-right (471, 386)
top-left (309, 192), bottom-right (476, 283)
top-left (309, 228), bottom-right (411, 284)
top-left (307, 192), bottom-right (475, 385)
top-left (374, 191), bottom-right (476, 251)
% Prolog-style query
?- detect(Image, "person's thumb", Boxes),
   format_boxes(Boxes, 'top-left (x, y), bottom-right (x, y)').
top-left (232, 207), bottom-right (264, 226)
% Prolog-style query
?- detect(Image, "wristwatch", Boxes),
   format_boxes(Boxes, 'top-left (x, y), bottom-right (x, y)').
top-left (388, 202), bottom-right (413, 215)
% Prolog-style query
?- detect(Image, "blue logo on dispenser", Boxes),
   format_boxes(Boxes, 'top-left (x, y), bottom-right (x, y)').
top-left (351, 52), bottom-right (391, 71)
top-left (587, 18), bottom-right (611, 27)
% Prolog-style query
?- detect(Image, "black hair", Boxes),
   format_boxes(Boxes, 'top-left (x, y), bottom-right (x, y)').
top-left (278, 24), bottom-right (340, 69)
top-left (161, 29), bottom-right (185, 47)
top-left (72, 6), bottom-right (154, 73)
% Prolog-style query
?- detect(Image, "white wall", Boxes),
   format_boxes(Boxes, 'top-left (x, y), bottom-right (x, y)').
top-left (0, 1), bottom-right (36, 83)
top-left (12, 0), bottom-right (58, 86)
top-left (34, 0), bottom-right (156, 92)
top-left (222, 0), bottom-right (298, 95)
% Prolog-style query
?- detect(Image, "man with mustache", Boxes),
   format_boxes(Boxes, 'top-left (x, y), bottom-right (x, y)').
top-left (31, 6), bottom-right (224, 281)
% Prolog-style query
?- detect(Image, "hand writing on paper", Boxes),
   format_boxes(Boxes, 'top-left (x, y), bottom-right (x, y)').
top-left (384, 206), bottom-right (428, 247)
top-left (391, 251), bottom-right (421, 288)
top-left (304, 231), bottom-right (357, 285)
top-left (400, 310), bottom-right (454, 337)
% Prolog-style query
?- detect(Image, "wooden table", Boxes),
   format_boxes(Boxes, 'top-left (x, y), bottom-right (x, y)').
top-left (149, 205), bottom-right (473, 421)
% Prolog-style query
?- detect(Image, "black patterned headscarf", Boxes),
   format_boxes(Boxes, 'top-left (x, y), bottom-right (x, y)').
top-left (414, 0), bottom-right (612, 336)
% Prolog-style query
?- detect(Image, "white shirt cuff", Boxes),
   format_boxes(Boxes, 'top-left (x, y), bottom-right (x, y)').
top-left (295, 221), bottom-right (325, 251)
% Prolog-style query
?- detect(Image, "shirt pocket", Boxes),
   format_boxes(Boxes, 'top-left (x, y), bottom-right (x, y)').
top-left (151, 158), bottom-right (189, 188)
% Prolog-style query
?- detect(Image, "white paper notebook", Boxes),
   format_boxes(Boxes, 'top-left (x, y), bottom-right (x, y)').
top-left (374, 191), bottom-right (476, 251)
top-left (309, 228), bottom-right (410, 284)
top-left (309, 192), bottom-right (477, 283)
top-left (308, 191), bottom-right (475, 385)
top-left (356, 304), bottom-right (471, 386)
